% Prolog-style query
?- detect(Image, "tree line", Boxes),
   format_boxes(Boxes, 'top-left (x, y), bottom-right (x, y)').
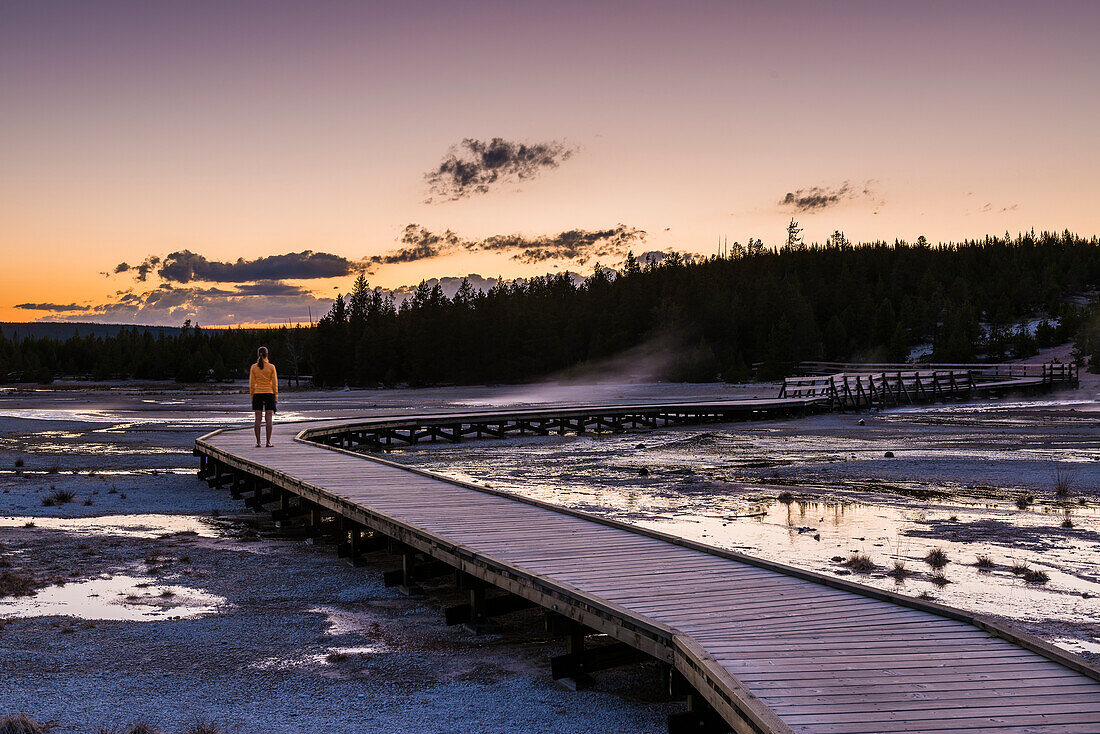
top-left (2, 230), bottom-right (1099, 385)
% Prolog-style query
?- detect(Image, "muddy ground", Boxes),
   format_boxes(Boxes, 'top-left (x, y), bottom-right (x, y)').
top-left (0, 374), bottom-right (1097, 731)
top-left (1, 381), bottom-right (764, 734)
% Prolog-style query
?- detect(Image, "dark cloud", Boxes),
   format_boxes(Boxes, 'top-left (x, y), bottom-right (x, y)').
top-left (14, 302), bottom-right (92, 312)
top-left (425, 137), bottom-right (577, 201)
top-left (486, 226), bottom-right (645, 264)
top-left (115, 255), bottom-right (161, 282)
top-left (368, 225), bottom-right (463, 266)
top-left (156, 250), bottom-right (362, 283)
top-left (779, 183), bottom-right (853, 212)
top-left (368, 224), bottom-right (646, 268)
top-left (232, 281), bottom-right (314, 297)
top-left (46, 282), bottom-right (331, 326)
top-left (778, 181), bottom-right (879, 213)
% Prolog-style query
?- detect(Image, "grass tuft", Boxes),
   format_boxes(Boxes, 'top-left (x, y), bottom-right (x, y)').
top-left (182, 723), bottom-right (225, 734)
top-left (1015, 494), bottom-right (1033, 510)
top-left (886, 560), bottom-right (909, 580)
top-left (844, 553), bottom-right (877, 573)
top-left (95, 725), bottom-right (164, 734)
top-left (924, 548), bottom-right (949, 569)
top-left (46, 488), bottom-right (74, 505)
top-left (0, 570), bottom-right (42, 598)
top-left (974, 554), bottom-right (995, 569)
top-left (0, 714), bottom-right (58, 734)
top-left (930, 573), bottom-right (951, 587)
top-left (1054, 465), bottom-right (1075, 498)
top-left (1010, 561), bottom-right (1030, 576)
top-left (1062, 516), bottom-right (1074, 529)
top-left (326, 651), bottom-right (349, 663)
top-left (1023, 568), bottom-right (1050, 584)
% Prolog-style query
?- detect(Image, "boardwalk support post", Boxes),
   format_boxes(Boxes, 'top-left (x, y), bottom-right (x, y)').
top-left (551, 640), bottom-right (649, 691)
top-left (445, 580), bottom-right (536, 630)
top-left (667, 670), bottom-right (733, 734)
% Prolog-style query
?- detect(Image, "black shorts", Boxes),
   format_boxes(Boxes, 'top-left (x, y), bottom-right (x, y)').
top-left (251, 393), bottom-right (276, 412)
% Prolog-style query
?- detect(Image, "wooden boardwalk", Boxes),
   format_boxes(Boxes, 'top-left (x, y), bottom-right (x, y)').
top-left (195, 398), bottom-right (1100, 733)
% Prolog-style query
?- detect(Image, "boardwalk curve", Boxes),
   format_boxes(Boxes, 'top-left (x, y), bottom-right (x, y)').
top-left (195, 397), bottom-right (1100, 733)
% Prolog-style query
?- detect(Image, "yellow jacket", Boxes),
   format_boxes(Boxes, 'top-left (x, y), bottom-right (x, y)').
top-left (250, 362), bottom-right (278, 396)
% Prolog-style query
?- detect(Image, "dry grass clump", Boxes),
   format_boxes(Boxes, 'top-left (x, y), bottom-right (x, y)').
top-left (96, 724), bottom-right (163, 734)
top-left (1010, 561), bottom-right (1031, 576)
top-left (974, 554), bottom-right (995, 569)
top-left (930, 573), bottom-right (951, 587)
top-left (0, 570), bottom-right (43, 598)
top-left (924, 548), bottom-right (949, 569)
top-left (42, 488), bottom-right (75, 507)
top-left (1020, 567), bottom-right (1047, 585)
top-left (844, 553), bottom-right (877, 573)
top-left (0, 714), bottom-right (57, 734)
top-left (886, 560), bottom-right (909, 580)
top-left (1022, 568), bottom-right (1049, 584)
top-left (1015, 494), bottom-right (1033, 510)
top-left (326, 651), bottom-right (349, 663)
top-left (1054, 466), bottom-right (1075, 498)
top-left (183, 723), bottom-right (226, 734)
top-left (1062, 517), bottom-right (1074, 529)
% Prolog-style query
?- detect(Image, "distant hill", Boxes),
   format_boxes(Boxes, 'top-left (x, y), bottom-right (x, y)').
top-left (0, 322), bottom-right (183, 341)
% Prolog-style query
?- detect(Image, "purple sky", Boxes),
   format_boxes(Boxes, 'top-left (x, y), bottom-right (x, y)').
top-left (3, 0), bottom-right (1098, 324)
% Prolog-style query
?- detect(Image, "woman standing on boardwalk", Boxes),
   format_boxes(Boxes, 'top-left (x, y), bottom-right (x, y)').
top-left (250, 346), bottom-right (277, 447)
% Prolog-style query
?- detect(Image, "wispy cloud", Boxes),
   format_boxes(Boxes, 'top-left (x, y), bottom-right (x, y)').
top-left (425, 137), bottom-right (577, 201)
top-left (368, 224), bottom-right (645, 268)
top-left (111, 255), bottom-right (161, 281)
top-left (15, 302), bottom-right (93, 312)
top-left (778, 181), bottom-right (878, 213)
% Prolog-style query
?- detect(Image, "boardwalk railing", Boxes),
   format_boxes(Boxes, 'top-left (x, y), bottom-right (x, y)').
top-left (780, 362), bottom-right (1077, 410)
top-left (779, 370), bottom-right (975, 409)
top-left (797, 360), bottom-right (1078, 384)
top-left (305, 400), bottom-right (824, 450)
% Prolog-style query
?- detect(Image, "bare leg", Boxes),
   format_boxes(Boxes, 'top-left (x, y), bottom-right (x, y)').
top-left (254, 410), bottom-right (262, 446)
top-left (265, 409), bottom-right (274, 446)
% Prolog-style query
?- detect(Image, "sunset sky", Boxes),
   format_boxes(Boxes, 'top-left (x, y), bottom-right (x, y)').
top-left (2, 0), bottom-right (1098, 326)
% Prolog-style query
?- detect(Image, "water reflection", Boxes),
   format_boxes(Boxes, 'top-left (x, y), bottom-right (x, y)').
top-left (0, 513), bottom-right (222, 538)
top-left (0, 574), bottom-right (226, 621)
top-left (379, 420), bottom-right (1100, 635)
